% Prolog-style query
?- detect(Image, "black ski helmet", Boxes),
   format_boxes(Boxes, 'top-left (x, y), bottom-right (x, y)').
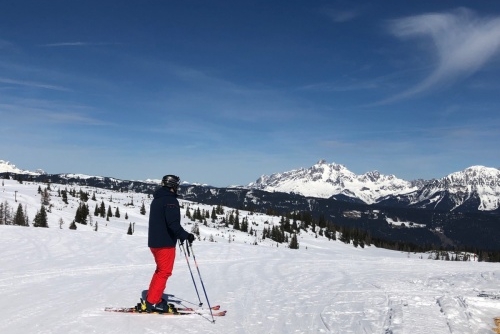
top-left (161, 174), bottom-right (180, 191)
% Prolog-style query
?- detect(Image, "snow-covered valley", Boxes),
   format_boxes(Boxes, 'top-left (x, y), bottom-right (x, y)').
top-left (1, 179), bottom-right (499, 333)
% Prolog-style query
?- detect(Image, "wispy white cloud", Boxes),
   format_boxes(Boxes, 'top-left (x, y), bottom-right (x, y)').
top-left (0, 38), bottom-right (14, 49)
top-left (39, 42), bottom-right (121, 47)
top-left (298, 80), bottom-right (379, 92)
top-left (0, 98), bottom-right (111, 126)
top-left (322, 6), bottom-right (362, 23)
top-left (385, 8), bottom-right (500, 102)
top-left (150, 63), bottom-right (313, 123)
top-left (0, 77), bottom-right (72, 91)
top-left (44, 111), bottom-right (112, 126)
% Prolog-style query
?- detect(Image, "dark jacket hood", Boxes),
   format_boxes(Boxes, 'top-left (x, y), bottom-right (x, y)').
top-left (153, 187), bottom-right (178, 199)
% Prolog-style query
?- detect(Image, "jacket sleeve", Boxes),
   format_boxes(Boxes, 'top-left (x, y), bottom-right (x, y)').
top-left (164, 202), bottom-right (189, 241)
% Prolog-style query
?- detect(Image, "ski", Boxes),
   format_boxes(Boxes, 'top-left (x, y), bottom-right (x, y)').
top-left (178, 304), bottom-right (221, 312)
top-left (478, 292), bottom-right (500, 300)
top-left (104, 306), bottom-right (226, 316)
top-left (175, 304), bottom-right (226, 316)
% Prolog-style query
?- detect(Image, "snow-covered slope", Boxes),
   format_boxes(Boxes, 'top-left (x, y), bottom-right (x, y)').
top-left (0, 178), bottom-right (499, 334)
top-left (248, 160), bottom-right (417, 204)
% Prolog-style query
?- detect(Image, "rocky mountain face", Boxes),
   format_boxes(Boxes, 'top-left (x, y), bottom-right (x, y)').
top-left (379, 166), bottom-right (500, 212)
top-left (248, 160), bottom-right (500, 213)
top-left (248, 160), bottom-right (418, 204)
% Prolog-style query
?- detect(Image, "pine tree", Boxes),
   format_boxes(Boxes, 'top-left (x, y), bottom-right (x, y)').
top-left (125, 212), bottom-right (128, 220)
top-left (0, 201), bottom-right (12, 225)
top-left (99, 201), bottom-right (105, 218)
top-left (62, 189), bottom-right (68, 204)
top-left (41, 188), bottom-right (51, 206)
top-left (75, 203), bottom-right (82, 224)
top-left (107, 205), bottom-right (113, 219)
top-left (115, 207), bottom-right (120, 218)
top-left (233, 212), bottom-right (240, 230)
top-left (140, 202), bottom-right (146, 215)
top-left (33, 205), bottom-right (48, 228)
top-left (24, 204), bottom-right (29, 226)
top-left (240, 216), bottom-right (248, 233)
top-left (0, 202), bottom-right (4, 225)
top-left (79, 189), bottom-right (89, 202)
top-left (75, 202), bottom-right (89, 224)
top-left (127, 222), bottom-right (133, 235)
top-left (13, 203), bottom-right (27, 226)
top-left (211, 207), bottom-right (217, 222)
top-left (69, 220), bottom-right (77, 230)
top-left (289, 233), bottom-right (299, 249)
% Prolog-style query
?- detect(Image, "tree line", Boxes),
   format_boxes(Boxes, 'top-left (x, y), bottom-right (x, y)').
top-left (0, 183), bottom-right (144, 234)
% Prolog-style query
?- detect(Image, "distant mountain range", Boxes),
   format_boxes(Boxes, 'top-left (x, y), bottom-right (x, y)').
top-left (247, 160), bottom-right (500, 213)
top-left (2, 159), bottom-right (500, 213)
top-left (2, 159), bottom-right (500, 250)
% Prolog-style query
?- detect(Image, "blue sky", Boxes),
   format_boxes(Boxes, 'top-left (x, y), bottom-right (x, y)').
top-left (1, 0), bottom-right (500, 186)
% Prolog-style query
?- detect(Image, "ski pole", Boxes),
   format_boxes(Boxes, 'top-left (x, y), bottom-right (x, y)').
top-left (180, 242), bottom-right (203, 307)
top-left (188, 242), bottom-right (215, 323)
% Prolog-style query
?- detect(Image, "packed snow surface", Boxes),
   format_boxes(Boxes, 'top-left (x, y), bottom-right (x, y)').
top-left (1, 179), bottom-right (499, 333)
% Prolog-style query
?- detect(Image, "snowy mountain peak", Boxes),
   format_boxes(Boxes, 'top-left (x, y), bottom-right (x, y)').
top-left (248, 160), bottom-right (415, 204)
top-left (247, 161), bottom-right (500, 211)
top-left (412, 165), bottom-right (500, 211)
top-left (0, 160), bottom-right (43, 175)
top-left (430, 165), bottom-right (500, 189)
top-left (450, 165), bottom-right (500, 182)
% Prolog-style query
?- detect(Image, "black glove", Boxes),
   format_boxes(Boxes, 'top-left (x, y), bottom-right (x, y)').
top-left (187, 233), bottom-right (195, 244)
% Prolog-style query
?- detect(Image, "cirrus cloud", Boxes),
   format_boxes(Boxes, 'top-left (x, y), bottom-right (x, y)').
top-left (386, 8), bottom-right (500, 101)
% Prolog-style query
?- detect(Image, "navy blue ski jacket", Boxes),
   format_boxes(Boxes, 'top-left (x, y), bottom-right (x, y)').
top-left (147, 187), bottom-right (189, 248)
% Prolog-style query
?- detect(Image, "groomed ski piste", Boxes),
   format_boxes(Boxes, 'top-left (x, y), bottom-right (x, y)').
top-left (1, 178), bottom-right (499, 333)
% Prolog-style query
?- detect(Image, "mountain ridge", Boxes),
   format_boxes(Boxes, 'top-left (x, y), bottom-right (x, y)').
top-left (247, 160), bottom-right (500, 212)
top-left (2, 159), bottom-right (499, 212)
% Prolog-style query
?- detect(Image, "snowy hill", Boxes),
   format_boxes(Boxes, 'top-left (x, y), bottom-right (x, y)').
top-left (0, 178), bottom-right (499, 333)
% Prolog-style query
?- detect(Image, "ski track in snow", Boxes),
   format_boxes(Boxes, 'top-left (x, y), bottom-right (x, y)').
top-left (1, 227), bottom-right (499, 334)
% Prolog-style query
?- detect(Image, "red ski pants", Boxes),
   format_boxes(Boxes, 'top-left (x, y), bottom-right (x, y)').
top-left (147, 247), bottom-right (176, 304)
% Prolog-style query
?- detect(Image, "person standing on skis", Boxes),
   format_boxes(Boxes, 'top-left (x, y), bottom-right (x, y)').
top-left (141, 174), bottom-right (195, 313)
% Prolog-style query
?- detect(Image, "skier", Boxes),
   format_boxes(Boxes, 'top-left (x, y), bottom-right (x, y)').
top-left (140, 174), bottom-right (195, 313)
